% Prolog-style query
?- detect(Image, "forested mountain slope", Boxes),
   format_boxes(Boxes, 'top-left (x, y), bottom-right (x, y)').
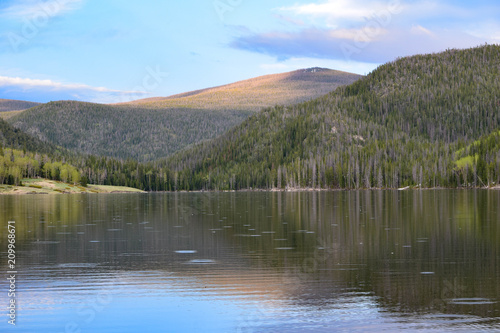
top-left (9, 101), bottom-right (250, 161)
top-left (161, 45), bottom-right (500, 190)
top-left (3, 46), bottom-right (499, 192)
top-left (8, 68), bottom-right (359, 162)
top-left (454, 129), bottom-right (500, 186)
top-left (0, 118), bottom-right (83, 186)
top-left (0, 118), bottom-right (62, 156)
top-left (0, 116), bottom-right (168, 190)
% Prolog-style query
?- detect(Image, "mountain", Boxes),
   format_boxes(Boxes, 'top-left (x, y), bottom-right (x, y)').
top-left (9, 101), bottom-right (251, 162)
top-left (0, 99), bottom-right (40, 112)
top-left (160, 45), bottom-right (500, 190)
top-left (0, 117), bottom-right (62, 155)
top-left (7, 68), bottom-right (361, 162)
top-left (119, 68), bottom-right (361, 111)
top-left (0, 99), bottom-right (41, 119)
top-left (0, 117), bottom-right (82, 187)
top-left (4, 46), bottom-right (499, 192)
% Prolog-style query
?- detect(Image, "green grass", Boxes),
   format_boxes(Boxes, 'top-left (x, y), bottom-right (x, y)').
top-left (87, 184), bottom-right (145, 193)
top-left (454, 129), bottom-right (500, 170)
top-left (0, 110), bottom-right (26, 120)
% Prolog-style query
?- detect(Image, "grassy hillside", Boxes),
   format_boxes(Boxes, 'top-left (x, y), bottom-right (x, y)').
top-left (454, 129), bottom-right (500, 186)
top-left (0, 99), bottom-right (40, 112)
top-left (8, 68), bottom-right (359, 162)
top-left (120, 68), bottom-right (361, 111)
top-left (160, 45), bottom-right (500, 190)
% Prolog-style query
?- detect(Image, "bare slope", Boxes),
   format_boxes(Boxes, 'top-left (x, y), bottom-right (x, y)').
top-left (120, 68), bottom-right (361, 111)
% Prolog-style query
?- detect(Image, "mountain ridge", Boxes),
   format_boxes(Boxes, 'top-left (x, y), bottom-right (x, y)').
top-left (8, 68), bottom-right (361, 161)
top-left (118, 67), bottom-right (361, 111)
top-left (160, 44), bottom-right (500, 190)
top-left (2, 46), bottom-right (499, 192)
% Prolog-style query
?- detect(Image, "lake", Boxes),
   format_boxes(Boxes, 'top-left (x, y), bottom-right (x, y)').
top-left (1, 190), bottom-right (499, 332)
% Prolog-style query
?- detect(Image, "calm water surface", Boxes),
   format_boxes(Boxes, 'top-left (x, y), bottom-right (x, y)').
top-left (1, 190), bottom-right (499, 332)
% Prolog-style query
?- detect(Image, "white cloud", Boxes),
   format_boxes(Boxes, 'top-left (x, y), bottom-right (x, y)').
top-left (233, 0), bottom-right (499, 64)
top-left (329, 27), bottom-right (389, 41)
top-left (231, 24), bottom-right (486, 64)
top-left (280, 0), bottom-right (403, 25)
top-left (279, 0), bottom-right (486, 24)
top-left (0, 75), bottom-right (153, 103)
top-left (1, 0), bottom-right (84, 20)
top-left (0, 75), bottom-right (146, 95)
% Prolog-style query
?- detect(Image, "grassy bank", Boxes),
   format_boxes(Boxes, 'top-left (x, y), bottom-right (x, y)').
top-left (0, 179), bottom-right (145, 195)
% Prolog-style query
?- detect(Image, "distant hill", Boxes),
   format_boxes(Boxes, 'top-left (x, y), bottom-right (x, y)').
top-left (161, 45), bottom-right (500, 190)
top-left (0, 99), bottom-right (41, 119)
top-left (0, 99), bottom-right (40, 112)
top-left (0, 117), bottom-right (62, 155)
top-left (119, 68), bottom-right (361, 111)
top-left (8, 68), bottom-right (361, 161)
top-left (0, 115), bottom-right (170, 191)
top-left (9, 101), bottom-right (252, 162)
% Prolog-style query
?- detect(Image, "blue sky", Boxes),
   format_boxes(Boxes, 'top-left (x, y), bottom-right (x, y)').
top-left (0, 0), bottom-right (498, 103)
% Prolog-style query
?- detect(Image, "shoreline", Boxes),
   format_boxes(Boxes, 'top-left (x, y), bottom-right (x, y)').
top-left (151, 185), bottom-right (500, 193)
top-left (0, 179), bottom-right (145, 195)
top-left (1, 179), bottom-right (498, 195)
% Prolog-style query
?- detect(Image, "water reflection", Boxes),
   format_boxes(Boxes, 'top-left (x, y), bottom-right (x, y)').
top-left (0, 190), bottom-right (499, 332)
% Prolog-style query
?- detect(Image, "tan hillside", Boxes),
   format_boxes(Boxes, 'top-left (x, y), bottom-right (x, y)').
top-left (118, 68), bottom-right (361, 111)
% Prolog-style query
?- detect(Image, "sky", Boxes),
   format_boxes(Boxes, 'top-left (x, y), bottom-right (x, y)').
top-left (0, 0), bottom-right (499, 103)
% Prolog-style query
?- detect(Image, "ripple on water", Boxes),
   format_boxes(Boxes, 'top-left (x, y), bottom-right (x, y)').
top-left (448, 298), bottom-right (497, 305)
top-left (56, 263), bottom-right (98, 268)
top-left (185, 259), bottom-right (217, 264)
top-left (33, 241), bottom-right (60, 244)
